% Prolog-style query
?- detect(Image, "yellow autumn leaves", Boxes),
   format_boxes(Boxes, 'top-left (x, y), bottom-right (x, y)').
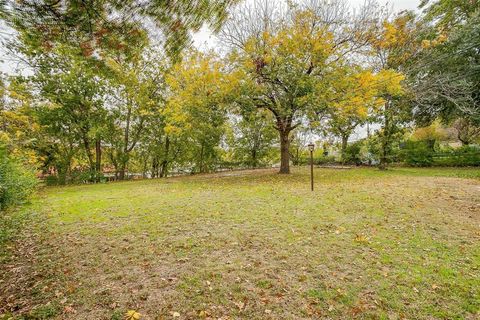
top-left (242, 11), bottom-right (334, 76)
top-left (125, 310), bottom-right (141, 320)
top-left (162, 9), bottom-right (407, 141)
top-left (0, 80), bottom-right (41, 166)
top-left (315, 66), bottom-right (404, 125)
top-left (164, 52), bottom-right (241, 135)
top-left (421, 33), bottom-right (448, 49)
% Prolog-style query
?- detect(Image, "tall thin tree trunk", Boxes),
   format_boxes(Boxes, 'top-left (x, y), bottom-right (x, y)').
top-left (341, 134), bottom-right (348, 163)
top-left (118, 157), bottom-right (128, 180)
top-left (379, 102), bottom-right (390, 170)
top-left (279, 129), bottom-right (290, 174)
top-left (118, 105), bottom-right (132, 181)
top-left (199, 142), bottom-right (204, 173)
top-left (95, 139), bottom-right (101, 182)
top-left (81, 134), bottom-right (95, 181)
top-left (160, 136), bottom-right (170, 177)
top-left (151, 156), bottom-right (158, 178)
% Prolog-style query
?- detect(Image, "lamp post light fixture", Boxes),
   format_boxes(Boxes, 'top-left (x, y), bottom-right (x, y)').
top-left (308, 143), bottom-right (315, 191)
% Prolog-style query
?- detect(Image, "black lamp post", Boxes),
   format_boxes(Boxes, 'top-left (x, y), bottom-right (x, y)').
top-left (308, 143), bottom-right (315, 191)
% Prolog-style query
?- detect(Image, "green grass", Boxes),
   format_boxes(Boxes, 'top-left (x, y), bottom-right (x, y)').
top-left (1, 167), bottom-right (479, 319)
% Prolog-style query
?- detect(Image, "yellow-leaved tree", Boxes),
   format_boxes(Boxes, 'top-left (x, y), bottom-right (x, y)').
top-left (226, 9), bottom-right (339, 173)
top-left (164, 52), bottom-right (240, 173)
top-left (315, 66), bottom-right (381, 160)
top-left (0, 75), bottom-right (39, 167)
top-left (361, 11), bottom-right (419, 168)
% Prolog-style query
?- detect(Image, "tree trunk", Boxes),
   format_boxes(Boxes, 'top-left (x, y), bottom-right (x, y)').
top-left (379, 102), bottom-right (390, 170)
top-left (142, 158), bottom-right (148, 178)
top-left (199, 142), bottom-right (204, 173)
top-left (251, 148), bottom-right (257, 168)
top-left (95, 139), bottom-right (101, 181)
top-left (108, 152), bottom-right (119, 180)
top-left (160, 160), bottom-right (168, 177)
top-left (118, 167), bottom-right (125, 180)
top-left (81, 134), bottom-right (95, 181)
top-left (151, 156), bottom-right (159, 178)
top-left (160, 136), bottom-right (170, 177)
top-left (118, 156), bottom-right (128, 180)
top-left (117, 104), bottom-right (132, 181)
top-left (341, 134), bottom-right (348, 163)
top-left (279, 129), bottom-right (290, 174)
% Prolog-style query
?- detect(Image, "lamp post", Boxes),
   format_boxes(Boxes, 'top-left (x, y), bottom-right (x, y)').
top-left (308, 143), bottom-right (315, 191)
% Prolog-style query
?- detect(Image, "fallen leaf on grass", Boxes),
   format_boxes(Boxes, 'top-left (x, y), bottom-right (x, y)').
top-left (64, 305), bottom-right (76, 314)
top-left (125, 310), bottom-right (141, 320)
top-left (234, 301), bottom-right (245, 310)
top-left (354, 234), bottom-right (369, 243)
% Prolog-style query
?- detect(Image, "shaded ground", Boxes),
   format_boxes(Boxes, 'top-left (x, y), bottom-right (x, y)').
top-left (1, 167), bottom-right (479, 319)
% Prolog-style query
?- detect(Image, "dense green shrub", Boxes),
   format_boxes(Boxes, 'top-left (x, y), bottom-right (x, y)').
top-left (0, 147), bottom-right (37, 210)
top-left (344, 141), bottom-right (363, 165)
top-left (400, 140), bottom-right (434, 167)
top-left (433, 145), bottom-right (480, 166)
top-left (400, 141), bottom-right (480, 167)
top-left (296, 155), bottom-right (336, 165)
top-left (315, 155), bottom-right (336, 165)
top-left (44, 174), bottom-right (61, 186)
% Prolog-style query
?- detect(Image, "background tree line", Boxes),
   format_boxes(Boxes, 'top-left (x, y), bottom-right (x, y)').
top-left (0, 0), bottom-right (479, 208)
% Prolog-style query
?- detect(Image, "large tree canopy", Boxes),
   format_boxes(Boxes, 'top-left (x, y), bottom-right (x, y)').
top-left (2, 0), bottom-right (238, 58)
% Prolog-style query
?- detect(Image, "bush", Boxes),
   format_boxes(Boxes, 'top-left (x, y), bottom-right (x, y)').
top-left (344, 141), bottom-right (363, 165)
top-left (315, 155), bottom-right (336, 165)
top-left (400, 140), bottom-right (434, 167)
top-left (400, 141), bottom-right (480, 167)
top-left (0, 146), bottom-right (37, 211)
top-left (296, 155), bottom-right (336, 165)
top-left (433, 145), bottom-right (480, 166)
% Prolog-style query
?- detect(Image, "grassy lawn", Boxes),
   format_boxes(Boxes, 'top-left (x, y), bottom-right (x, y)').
top-left (1, 167), bottom-right (479, 319)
